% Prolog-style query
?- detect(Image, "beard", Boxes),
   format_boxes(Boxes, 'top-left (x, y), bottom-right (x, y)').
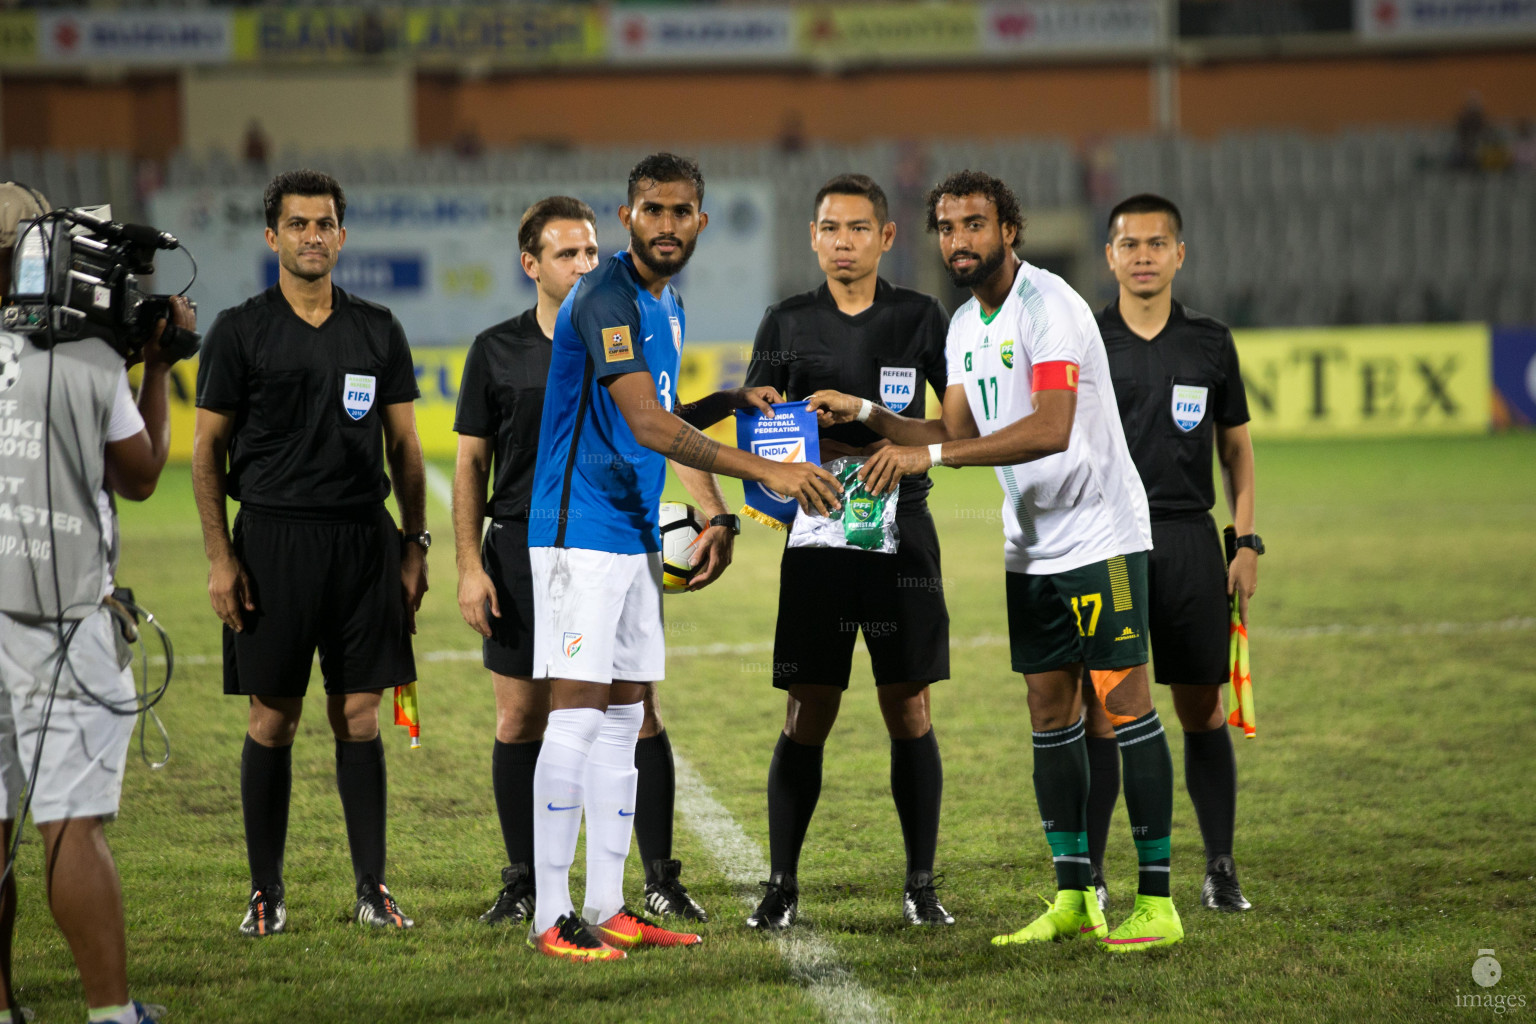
top-left (282, 249), bottom-right (335, 283)
top-left (944, 243), bottom-right (1007, 289)
top-left (631, 229), bottom-right (698, 278)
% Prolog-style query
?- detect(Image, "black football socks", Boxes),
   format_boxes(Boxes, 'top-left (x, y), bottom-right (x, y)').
top-left (1184, 724), bottom-right (1238, 865)
top-left (767, 734), bottom-right (823, 877)
top-left (241, 735), bottom-right (291, 891)
top-left (890, 729), bottom-right (943, 876)
top-left (634, 729), bottom-right (677, 883)
top-left (1085, 735), bottom-right (1121, 874)
top-left (1031, 716), bottom-right (1093, 891)
top-left (492, 739), bottom-right (540, 868)
top-left (336, 736), bottom-right (388, 887)
top-left (1115, 710), bottom-right (1174, 898)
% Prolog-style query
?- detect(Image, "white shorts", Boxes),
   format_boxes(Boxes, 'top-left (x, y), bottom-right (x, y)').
top-left (529, 547), bottom-right (665, 684)
top-left (0, 608), bottom-right (137, 824)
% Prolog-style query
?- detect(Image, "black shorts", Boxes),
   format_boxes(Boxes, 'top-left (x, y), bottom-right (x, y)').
top-left (1006, 551), bottom-right (1150, 674)
top-left (223, 505), bottom-right (416, 698)
top-left (1147, 515), bottom-right (1230, 687)
top-left (771, 510), bottom-right (949, 690)
top-left (480, 518), bottom-right (536, 677)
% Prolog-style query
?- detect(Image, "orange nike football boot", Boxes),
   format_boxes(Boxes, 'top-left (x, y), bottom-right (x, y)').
top-left (528, 913), bottom-right (626, 962)
top-left (594, 906), bottom-right (703, 949)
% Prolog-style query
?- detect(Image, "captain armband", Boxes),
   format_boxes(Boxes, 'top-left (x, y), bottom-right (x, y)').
top-left (1031, 361), bottom-right (1080, 393)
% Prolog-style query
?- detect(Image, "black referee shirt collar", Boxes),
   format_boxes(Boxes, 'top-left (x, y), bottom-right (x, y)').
top-left (516, 305), bottom-right (549, 343)
top-left (268, 283), bottom-right (346, 327)
top-left (1102, 296), bottom-right (1185, 344)
top-left (816, 276), bottom-right (893, 322)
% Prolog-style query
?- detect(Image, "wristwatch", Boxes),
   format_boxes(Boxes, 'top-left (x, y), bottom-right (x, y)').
top-left (400, 530), bottom-right (432, 552)
top-left (1233, 533), bottom-right (1265, 555)
top-left (708, 514), bottom-right (741, 536)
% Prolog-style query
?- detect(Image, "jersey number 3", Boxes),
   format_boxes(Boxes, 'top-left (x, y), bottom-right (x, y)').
top-left (657, 371), bottom-right (673, 413)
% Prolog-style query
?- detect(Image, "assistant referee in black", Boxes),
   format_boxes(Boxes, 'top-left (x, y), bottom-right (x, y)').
top-left (1086, 193), bottom-right (1260, 912)
top-left (742, 174), bottom-right (953, 931)
top-left (193, 170), bottom-right (429, 936)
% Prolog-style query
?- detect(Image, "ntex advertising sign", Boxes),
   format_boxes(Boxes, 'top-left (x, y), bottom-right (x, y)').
top-left (1234, 324), bottom-right (1490, 438)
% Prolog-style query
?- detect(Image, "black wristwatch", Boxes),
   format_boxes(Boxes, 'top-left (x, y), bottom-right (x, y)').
top-left (400, 530), bottom-right (432, 552)
top-left (708, 514), bottom-right (741, 536)
top-left (1233, 533), bottom-right (1265, 555)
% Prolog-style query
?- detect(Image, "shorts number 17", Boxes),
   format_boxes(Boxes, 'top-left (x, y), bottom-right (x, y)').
top-left (1071, 593), bottom-right (1103, 637)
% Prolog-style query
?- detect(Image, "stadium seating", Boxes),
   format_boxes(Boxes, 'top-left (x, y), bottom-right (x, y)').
top-left (8, 127), bottom-right (1532, 327)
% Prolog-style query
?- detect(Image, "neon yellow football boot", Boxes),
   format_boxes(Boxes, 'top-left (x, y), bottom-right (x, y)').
top-left (1100, 894), bottom-right (1184, 952)
top-left (991, 889), bottom-right (1106, 946)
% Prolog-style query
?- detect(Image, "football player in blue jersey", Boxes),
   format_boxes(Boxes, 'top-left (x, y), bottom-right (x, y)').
top-left (524, 153), bottom-right (841, 960)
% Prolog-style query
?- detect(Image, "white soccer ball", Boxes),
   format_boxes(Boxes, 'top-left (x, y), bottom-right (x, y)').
top-left (0, 333), bottom-right (23, 393)
top-left (658, 501), bottom-right (706, 594)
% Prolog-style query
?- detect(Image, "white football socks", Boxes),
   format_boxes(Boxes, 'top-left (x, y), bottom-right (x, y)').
top-left (580, 700), bottom-right (644, 926)
top-left (531, 706), bottom-right (604, 932)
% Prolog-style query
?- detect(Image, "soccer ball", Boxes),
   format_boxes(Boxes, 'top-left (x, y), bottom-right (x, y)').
top-left (659, 501), bottom-right (706, 594)
top-left (0, 333), bottom-right (23, 393)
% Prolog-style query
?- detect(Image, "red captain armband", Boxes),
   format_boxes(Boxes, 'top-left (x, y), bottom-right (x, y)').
top-left (1031, 361), bottom-right (1080, 393)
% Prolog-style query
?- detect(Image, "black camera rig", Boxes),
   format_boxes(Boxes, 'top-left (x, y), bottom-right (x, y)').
top-left (2, 206), bottom-right (200, 363)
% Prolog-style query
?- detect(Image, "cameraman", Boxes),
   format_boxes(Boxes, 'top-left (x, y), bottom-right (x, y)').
top-left (0, 182), bottom-right (192, 1024)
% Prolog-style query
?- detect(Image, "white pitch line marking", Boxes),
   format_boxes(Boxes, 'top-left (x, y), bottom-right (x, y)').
top-left (671, 753), bottom-right (891, 1024)
top-left (167, 461), bottom-right (887, 1020)
top-left (423, 461), bottom-right (455, 517)
top-left (144, 609), bottom-right (1534, 1017)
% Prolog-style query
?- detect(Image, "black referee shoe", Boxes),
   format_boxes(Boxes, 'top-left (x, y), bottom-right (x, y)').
top-left (1201, 855), bottom-right (1252, 912)
top-left (644, 858), bottom-right (709, 922)
top-left (746, 872), bottom-right (798, 932)
top-left (481, 864), bottom-right (536, 925)
top-left (239, 883), bottom-right (287, 937)
top-left (903, 870), bottom-right (955, 926)
top-left (355, 876), bottom-right (415, 929)
top-left (1092, 863), bottom-right (1110, 914)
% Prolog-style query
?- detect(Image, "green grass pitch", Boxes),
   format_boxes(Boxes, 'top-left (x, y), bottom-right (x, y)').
top-left (6, 434), bottom-right (1534, 1023)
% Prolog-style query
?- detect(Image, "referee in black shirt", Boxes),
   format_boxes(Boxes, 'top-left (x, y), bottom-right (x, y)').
top-left (743, 174), bottom-right (954, 931)
top-left (194, 170), bottom-right (429, 935)
top-left (1087, 193), bottom-right (1260, 913)
top-left (452, 196), bottom-right (708, 926)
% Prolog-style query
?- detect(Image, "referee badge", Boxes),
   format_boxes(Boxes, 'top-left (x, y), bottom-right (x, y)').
top-left (342, 373), bottom-right (376, 421)
top-left (879, 367), bottom-right (917, 412)
top-left (1171, 384), bottom-right (1208, 432)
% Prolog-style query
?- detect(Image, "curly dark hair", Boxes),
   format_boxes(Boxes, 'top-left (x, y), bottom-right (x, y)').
top-left (924, 170), bottom-right (1025, 249)
top-left (263, 169), bottom-right (346, 230)
top-left (627, 152), bottom-right (705, 206)
top-left (518, 196), bottom-right (597, 258)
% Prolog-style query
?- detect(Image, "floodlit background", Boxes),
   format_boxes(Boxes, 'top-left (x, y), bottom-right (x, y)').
top-left (2, 2), bottom-right (1534, 1022)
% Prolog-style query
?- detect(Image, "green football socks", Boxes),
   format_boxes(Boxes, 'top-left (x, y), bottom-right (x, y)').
top-left (1031, 715), bottom-right (1093, 892)
top-left (1115, 710), bottom-right (1174, 898)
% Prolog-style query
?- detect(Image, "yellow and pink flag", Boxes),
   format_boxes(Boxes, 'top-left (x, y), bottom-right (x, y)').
top-left (394, 683), bottom-right (420, 749)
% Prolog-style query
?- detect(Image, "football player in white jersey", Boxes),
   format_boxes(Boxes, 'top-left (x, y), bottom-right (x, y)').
top-left (809, 170), bottom-right (1182, 951)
